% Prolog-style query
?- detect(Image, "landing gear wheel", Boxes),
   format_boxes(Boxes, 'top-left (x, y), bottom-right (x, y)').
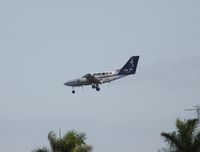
top-left (96, 87), bottom-right (100, 91)
top-left (92, 84), bottom-right (96, 89)
top-left (72, 90), bottom-right (75, 94)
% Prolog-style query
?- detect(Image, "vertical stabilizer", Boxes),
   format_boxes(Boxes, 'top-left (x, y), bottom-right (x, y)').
top-left (118, 56), bottom-right (139, 75)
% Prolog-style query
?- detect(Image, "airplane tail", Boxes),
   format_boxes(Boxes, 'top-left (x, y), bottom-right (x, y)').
top-left (118, 56), bottom-right (139, 75)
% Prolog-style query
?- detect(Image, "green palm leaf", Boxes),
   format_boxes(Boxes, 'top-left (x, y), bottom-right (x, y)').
top-left (161, 118), bottom-right (200, 152)
top-left (32, 130), bottom-right (93, 152)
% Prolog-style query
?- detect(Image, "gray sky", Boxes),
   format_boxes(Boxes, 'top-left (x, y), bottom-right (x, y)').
top-left (0, 0), bottom-right (200, 152)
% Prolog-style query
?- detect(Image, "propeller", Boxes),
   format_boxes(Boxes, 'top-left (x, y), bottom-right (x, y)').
top-left (185, 109), bottom-right (196, 111)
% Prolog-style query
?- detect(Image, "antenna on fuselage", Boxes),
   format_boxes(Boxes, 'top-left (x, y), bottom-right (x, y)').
top-left (185, 105), bottom-right (200, 121)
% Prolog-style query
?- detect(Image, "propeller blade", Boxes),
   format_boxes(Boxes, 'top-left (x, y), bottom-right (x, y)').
top-left (185, 109), bottom-right (196, 111)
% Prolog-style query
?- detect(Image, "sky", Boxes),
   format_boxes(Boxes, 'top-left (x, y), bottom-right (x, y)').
top-left (0, 0), bottom-right (200, 152)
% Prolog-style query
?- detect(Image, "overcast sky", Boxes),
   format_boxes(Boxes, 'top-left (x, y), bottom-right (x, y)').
top-left (0, 0), bottom-right (200, 152)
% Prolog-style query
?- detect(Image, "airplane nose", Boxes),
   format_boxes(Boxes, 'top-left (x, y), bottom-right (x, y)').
top-left (64, 80), bottom-right (75, 86)
top-left (64, 81), bottom-right (71, 86)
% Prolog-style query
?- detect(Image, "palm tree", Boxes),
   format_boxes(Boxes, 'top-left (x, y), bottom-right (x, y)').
top-left (32, 130), bottom-right (93, 152)
top-left (161, 118), bottom-right (200, 152)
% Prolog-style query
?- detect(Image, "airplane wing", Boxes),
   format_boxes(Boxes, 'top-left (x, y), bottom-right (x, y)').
top-left (83, 74), bottom-right (102, 84)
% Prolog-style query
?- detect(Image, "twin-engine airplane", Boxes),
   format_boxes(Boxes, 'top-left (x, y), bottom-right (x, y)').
top-left (64, 56), bottom-right (139, 94)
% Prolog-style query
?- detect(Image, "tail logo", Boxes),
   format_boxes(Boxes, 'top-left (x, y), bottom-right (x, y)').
top-left (119, 56), bottom-right (139, 75)
top-left (130, 58), bottom-right (134, 68)
top-left (126, 58), bottom-right (134, 72)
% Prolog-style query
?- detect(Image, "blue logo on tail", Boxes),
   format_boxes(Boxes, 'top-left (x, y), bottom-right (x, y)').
top-left (118, 56), bottom-right (139, 75)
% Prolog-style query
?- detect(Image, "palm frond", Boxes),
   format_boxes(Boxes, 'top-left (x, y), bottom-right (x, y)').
top-left (73, 144), bottom-right (93, 152)
top-left (48, 131), bottom-right (58, 150)
top-left (161, 132), bottom-right (181, 150)
top-left (32, 147), bottom-right (50, 152)
top-left (32, 130), bottom-right (93, 152)
top-left (161, 118), bottom-right (200, 152)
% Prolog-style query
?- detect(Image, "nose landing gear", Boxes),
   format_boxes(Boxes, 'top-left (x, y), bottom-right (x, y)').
top-left (72, 87), bottom-right (75, 94)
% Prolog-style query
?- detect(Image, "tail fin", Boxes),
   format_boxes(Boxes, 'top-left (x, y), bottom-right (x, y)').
top-left (118, 56), bottom-right (139, 75)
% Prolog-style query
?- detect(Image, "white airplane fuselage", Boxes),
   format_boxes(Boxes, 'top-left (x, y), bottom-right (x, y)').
top-left (64, 56), bottom-right (139, 93)
top-left (64, 70), bottom-right (125, 87)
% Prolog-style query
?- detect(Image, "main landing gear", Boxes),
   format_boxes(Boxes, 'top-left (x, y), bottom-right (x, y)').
top-left (92, 84), bottom-right (100, 91)
top-left (71, 85), bottom-right (100, 94)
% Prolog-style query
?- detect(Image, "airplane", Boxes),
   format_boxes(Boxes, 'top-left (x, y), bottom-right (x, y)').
top-left (64, 56), bottom-right (139, 94)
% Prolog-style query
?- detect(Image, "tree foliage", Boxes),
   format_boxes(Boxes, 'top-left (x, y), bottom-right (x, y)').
top-left (160, 119), bottom-right (200, 152)
top-left (32, 130), bottom-right (93, 152)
